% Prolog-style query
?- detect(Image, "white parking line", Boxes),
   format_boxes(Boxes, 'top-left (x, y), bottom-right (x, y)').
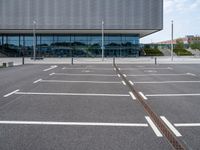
top-left (129, 92), bottom-right (136, 100)
top-left (43, 65), bottom-right (57, 72)
top-left (49, 73), bottom-right (55, 76)
top-left (121, 67), bottom-right (173, 70)
top-left (15, 92), bottom-right (130, 97)
top-left (53, 73), bottom-right (117, 77)
top-left (127, 73), bottom-right (193, 77)
top-left (146, 93), bottom-right (200, 97)
top-left (134, 81), bottom-right (200, 84)
top-left (4, 89), bottom-right (20, 98)
top-left (40, 80), bottom-right (121, 84)
top-left (118, 74), bottom-right (121, 77)
top-left (160, 116), bottom-right (182, 137)
top-left (129, 80), bottom-right (134, 85)
top-left (122, 81), bottom-right (126, 85)
top-left (145, 116), bottom-right (163, 137)
top-left (33, 79), bottom-right (42, 84)
top-left (123, 74), bottom-right (127, 77)
top-left (62, 68), bottom-right (113, 70)
top-left (186, 73), bottom-right (196, 76)
top-left (0, 121), bottom-right (148, 127)
top-left (139, 92), bottom-right (148, 100)
top-left (174, 123), bottom-right (200, 127)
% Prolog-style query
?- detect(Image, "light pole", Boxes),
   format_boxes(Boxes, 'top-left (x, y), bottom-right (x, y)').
top-left (171, 20), bottom-right (174, 61)
top-left (33, 20), bottom-right (36, 61)
top-left (101, 20), bottom-right (104, 61)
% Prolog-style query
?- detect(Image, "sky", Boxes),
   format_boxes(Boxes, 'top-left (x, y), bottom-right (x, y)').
top-left (141, 0), bottom-right (200, 43)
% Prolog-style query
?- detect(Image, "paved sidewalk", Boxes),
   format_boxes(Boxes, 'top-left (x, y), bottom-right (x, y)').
top-left (1, 57), bottom-right (200, 66)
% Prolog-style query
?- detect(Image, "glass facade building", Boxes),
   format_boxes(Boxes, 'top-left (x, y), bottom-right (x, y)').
top-left (0, 34), bottom-right (139, 57)
top-left (0, 0), bottom-right (163, 57)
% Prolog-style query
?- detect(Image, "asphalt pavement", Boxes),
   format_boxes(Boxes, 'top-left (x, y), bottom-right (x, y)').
top-left (1, 63), bottom-right (200, 149)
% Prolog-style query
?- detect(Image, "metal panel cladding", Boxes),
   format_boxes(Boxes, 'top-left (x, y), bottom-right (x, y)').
top-left (0, 0), bottom-right (163, 30)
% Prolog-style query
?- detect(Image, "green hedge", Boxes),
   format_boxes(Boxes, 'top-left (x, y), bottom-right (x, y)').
top-left (173, 48), bottom-right (192, 56)
top-left (144, 48), bottom-right (164, 56)
top-left (190, 43), bottom-right (200, 50)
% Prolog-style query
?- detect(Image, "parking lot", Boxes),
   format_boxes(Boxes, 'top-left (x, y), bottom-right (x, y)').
top-left (0, 63), bottom-right (200, 149)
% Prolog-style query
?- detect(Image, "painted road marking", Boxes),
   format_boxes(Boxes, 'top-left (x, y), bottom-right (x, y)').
top-left (15, 92), bottom-right (130, 97)
top-left (53, 73), bottom-right (117, 77)
top-left (139, 92), bottom-right (148, 100)
top-left (174, 123), bottom-right (200, 127)
top-left (121, 67), bottom-right (173, 70)
top-left (43, 65), bottom-right (57, 72)
top-left (4, 89), bottom-right (20, 98)
top-left (129, 80), bottom-right (134, 85)
top-left (81, 70), bottom-right (91, 73)
top-left (0, 121), bottom-right (148, 127)
top-left (62, 68), bottom-right (113, 70)
top-left (118, 74), bottom-right (121, 77)
top-left (129, 92), bottom-right (136, 100)
top-left (118, 68), bottom-right (121, 70)
top-left (145, 116), bottom-right (163, 137)
top-left (40, 80), bottom-right (121, 84)
top-left (134, 81), bottom-right (200, 84)
top-left (146, 93), bottom-right (200, 97)
top-left (33, 79), bottom-right (42, 84)
top-left (160, 116), bottom-right (182, 137)
top-left (127, 73), bottom-right (193, 77)
top-left (186, 73), bottom-right (196, 76)
top-left (123, 74), bottom-right (127, 77)
top-left (144, 70), bottom-right (157, 73)
top-left (49, 73), bottom-right (55, 76)
top-left (122, 81), bottom-right (126, 85)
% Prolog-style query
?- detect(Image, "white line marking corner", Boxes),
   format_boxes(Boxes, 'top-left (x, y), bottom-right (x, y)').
top-left (129, 80), bottom-right (134, 85)
top-left (139, 92), bottom-right (148, 100)
top-left (160, 116), bottom-right (182, 137)
top-left (129, 92), bottom-right (136, 100)
top-left (33, 79), bottom-right (42, 84)
top-left (145, 116), bottom-right (163, 137)
top-left (122, 81), bottom-right (126, 86)
top-left (49, 73), bottom-right (55, 76)
top-left (4, 89), bottom-right (20, 98)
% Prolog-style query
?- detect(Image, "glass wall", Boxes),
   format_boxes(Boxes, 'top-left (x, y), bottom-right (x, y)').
top-left (0, 34), bottom-right (140, 57)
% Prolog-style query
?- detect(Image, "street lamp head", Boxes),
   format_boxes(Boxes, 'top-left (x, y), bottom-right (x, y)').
top-left (33, 20), bottom-right (36, 24)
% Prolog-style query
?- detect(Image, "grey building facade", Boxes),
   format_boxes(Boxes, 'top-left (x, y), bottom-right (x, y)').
top-left (0, 0), bottom-right (163, 57)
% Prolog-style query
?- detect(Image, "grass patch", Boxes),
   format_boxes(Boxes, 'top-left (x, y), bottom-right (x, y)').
top-left (144, 48), bottom-right (164, 56)
top-left (174, 48), bottom-right (193, 56)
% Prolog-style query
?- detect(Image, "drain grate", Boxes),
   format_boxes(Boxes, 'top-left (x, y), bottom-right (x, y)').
top-left (114, 64), bottom-right (186, 150)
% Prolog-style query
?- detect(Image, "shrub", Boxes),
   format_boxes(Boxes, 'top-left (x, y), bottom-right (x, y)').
top-left (143, 45), bottom-right (164, 56)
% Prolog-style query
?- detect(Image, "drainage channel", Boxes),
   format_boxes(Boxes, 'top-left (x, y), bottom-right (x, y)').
top-left (113, 64), bottom-right (186, 150)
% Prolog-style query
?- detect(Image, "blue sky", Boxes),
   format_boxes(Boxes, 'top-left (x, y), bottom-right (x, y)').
top-left (141, 0), bottom-right (200, 43)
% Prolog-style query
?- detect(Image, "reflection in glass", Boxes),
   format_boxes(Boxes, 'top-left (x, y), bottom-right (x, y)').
top-left (0, 34), bottom-right (140, 57)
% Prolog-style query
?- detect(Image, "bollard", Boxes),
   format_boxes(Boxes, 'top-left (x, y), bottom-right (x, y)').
top-left (155, 57), bottom-right (157, 65)
top-left (113, 57), bottom-right (115, 65)
top-left (71, 57), bottom-right (74, 65)
top-left (22, 57), bottom-right (25, 65)
top-left (3, 63), bottom-right (7, 67)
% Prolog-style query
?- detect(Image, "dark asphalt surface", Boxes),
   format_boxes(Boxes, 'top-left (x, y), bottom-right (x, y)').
top-left (118, 64), bottom-right (200, 149)
top-left (1, 63), bottom-right (200, 149)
